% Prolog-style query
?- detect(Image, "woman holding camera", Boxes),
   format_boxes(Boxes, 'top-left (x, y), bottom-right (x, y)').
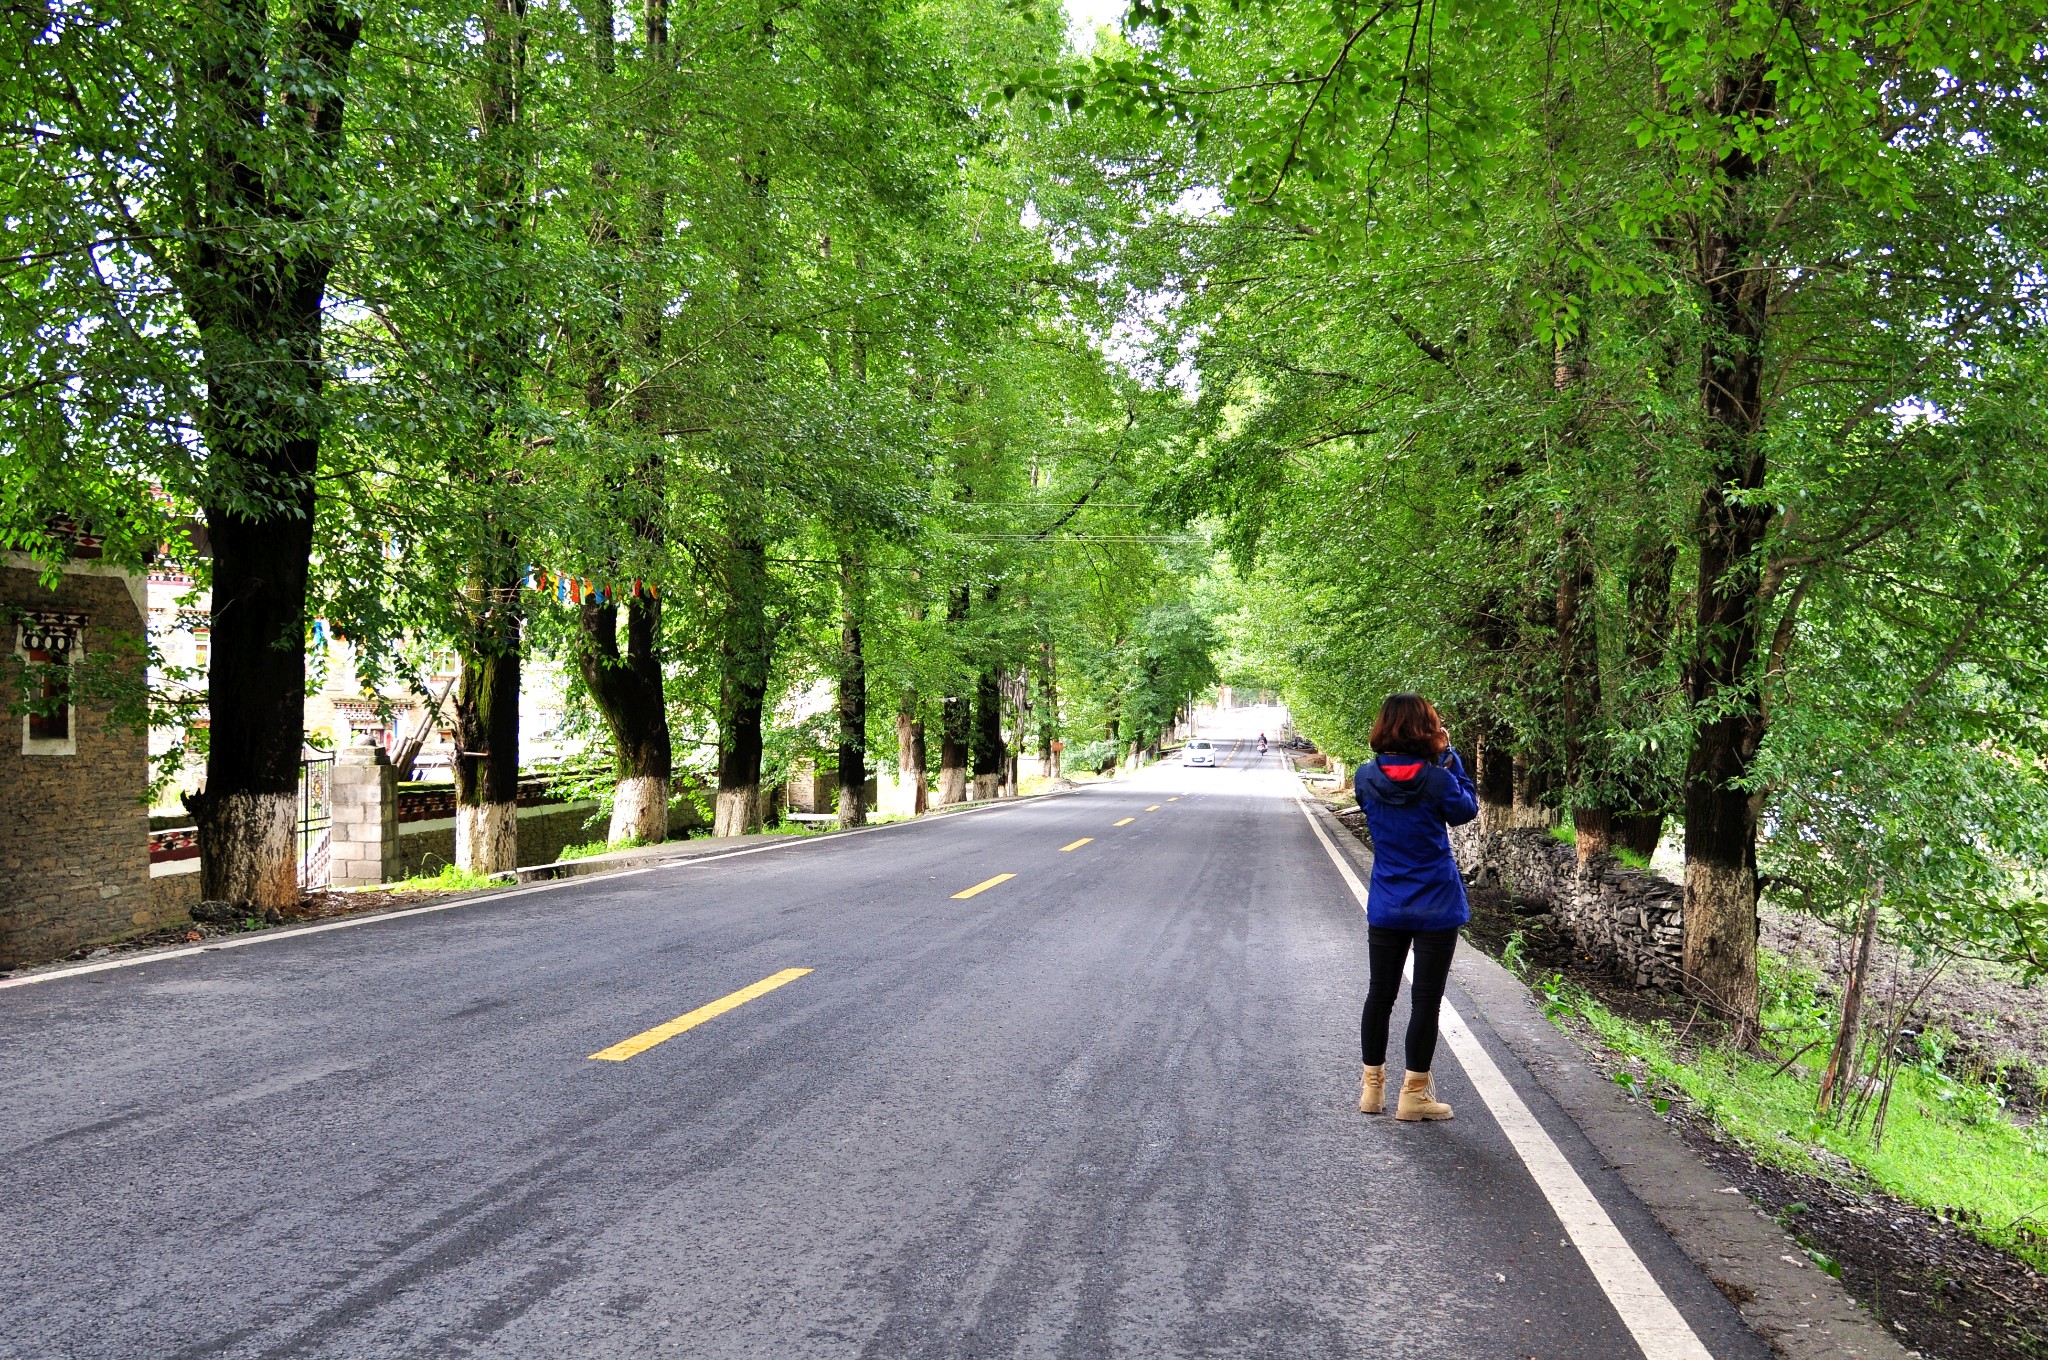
top-left (1351, 693), bottom-right (1479, 1121)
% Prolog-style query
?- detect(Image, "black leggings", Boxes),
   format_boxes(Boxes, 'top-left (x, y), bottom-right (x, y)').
top-left (1360, 926), bottom-right (1459, 1072)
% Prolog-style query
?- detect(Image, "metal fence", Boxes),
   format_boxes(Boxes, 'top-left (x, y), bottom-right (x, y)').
top-left (298, 751), bottom-right (334, 890)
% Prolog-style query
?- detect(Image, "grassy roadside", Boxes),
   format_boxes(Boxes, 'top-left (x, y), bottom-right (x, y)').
top-left (1517, 949), bottom-right (2048, 1274)
top-left (1336, 781), bottom-right (2048, 1360)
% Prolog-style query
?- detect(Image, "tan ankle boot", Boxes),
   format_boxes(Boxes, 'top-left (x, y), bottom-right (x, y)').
top-left (1359, 1063), bottom-right (1386, 1114)
top-left (1395, 1070), bottom-right (1453, 1121)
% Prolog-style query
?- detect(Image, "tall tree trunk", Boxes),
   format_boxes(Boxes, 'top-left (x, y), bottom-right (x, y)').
top-left (895, 692), bottom-right (928, 815)
top-left (972, 665), bottom-right (1003, 801)
top-left (451, 0), bottom-right (527, 876)
top-left (1512, 544), bottom-right (1565, 831)
top-left (1039, 637), bottom-right (1059, 778)
top-left (572, 0), bottom-right (669, 848)
top-left (1559, 522), bottom-right (1609, 859)
top-left (937, 585), bottom-right (970, 804)
top-left (938, 697), bottom-right (969, 804)
top-left (1612, 500), bottom-right (1680, 858)
top-left (184, 0), bottom-right (362, 909)
top-left (579, 594), bottom-right (670, 844)
top-left (454, 593), bottom-right (521, 874)
top-left (714, 532), bottom-right (772, 835)
top-left (198, 494), bottom-right (315, 907)
top-left (1682, 56), bottom-right (1777, 1046)
top-left (1545, 306), bottom-right (1615, 864)
top-left (836, 552), bottom-right (867, 828)
top-left (1468, 446), bottom-right (1524, 841)
top-left (1474, 716), bottom-right (1516, 835)
top-left (1511, 754), bottom-right (1559, 829)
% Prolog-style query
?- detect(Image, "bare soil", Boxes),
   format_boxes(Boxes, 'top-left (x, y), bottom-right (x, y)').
top-left (1682, 1117), bottom-right (2048, 1360)
top-left (1329, 804), bottom-right (2048, 1360)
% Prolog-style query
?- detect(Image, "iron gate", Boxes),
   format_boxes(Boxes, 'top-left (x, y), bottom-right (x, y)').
top-left (298, 750), bottom-right (334, 889)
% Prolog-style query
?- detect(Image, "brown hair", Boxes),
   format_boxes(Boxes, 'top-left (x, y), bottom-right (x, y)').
top-left (1370, 693), bottom-right (1448, 758)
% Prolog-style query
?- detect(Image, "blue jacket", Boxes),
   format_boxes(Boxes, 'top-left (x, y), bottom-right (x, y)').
top-left (1353, 748), bottom-right (1480, 930)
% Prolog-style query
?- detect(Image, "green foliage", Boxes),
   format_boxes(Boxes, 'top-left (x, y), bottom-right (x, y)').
top-left (392, 864), bottom-right (507, 894)
top-left (1544, 956), bottom-right (2048, 1272)
top-left (1081, 0), bottom-right (2048, 986)
top-left (557, 837), bottom-right (641, 862)
top-left (1500, 929), bottom-right (1528, 978)
top-left (19, 0), bottom-right (2048, 1017)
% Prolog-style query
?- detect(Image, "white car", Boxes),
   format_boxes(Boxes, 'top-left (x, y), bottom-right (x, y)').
top-left (1182, 740), bottom-right (1216, 767)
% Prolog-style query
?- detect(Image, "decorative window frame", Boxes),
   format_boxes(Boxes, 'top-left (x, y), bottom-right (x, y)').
top-left (17, 611), bottom-right (87, 757)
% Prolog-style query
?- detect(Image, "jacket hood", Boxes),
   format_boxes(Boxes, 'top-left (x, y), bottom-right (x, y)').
top-left (1358, 752), bottom-right (1433, 806)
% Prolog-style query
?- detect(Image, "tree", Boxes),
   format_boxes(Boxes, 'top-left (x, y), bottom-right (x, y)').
top-left (1084, 0), bottom-right (2048, 1037)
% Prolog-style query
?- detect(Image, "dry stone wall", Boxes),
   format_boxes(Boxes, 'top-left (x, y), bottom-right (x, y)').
top-left (1451, 824), bottom-right (1685, 991)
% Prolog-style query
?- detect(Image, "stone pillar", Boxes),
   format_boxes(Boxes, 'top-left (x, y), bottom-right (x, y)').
top-left (331, 737), bottom-right (397, 887)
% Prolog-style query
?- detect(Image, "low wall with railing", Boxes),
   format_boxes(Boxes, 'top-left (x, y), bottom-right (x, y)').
top-left (150, 775), bottom-right (715, 896)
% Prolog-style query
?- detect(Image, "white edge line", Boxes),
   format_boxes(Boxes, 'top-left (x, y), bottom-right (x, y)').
top-left (1, 791), bottom-right (1068, 992)
top-left (1293, 789), bottom-right (1713, 1360)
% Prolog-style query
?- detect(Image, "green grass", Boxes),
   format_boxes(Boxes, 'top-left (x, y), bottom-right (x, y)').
top-left (556, 835), bottom-right (642, 861)
top-left (1545, 817), bottom-right (1655, 871)
top-left (1529, 956), bottom-right (2048, 1270)
top-left (389, 863), bottom-right (506, 893)
top-left (764, 819), bottom-right (832, 836)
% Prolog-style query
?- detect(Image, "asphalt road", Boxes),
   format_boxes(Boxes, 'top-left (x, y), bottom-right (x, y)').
top-left (0, 718), bottom-right (1772, 1359)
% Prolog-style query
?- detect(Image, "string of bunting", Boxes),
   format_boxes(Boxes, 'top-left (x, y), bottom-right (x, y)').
top-left (523, 569), bottom-right (659, 606)
top-left (303, 573), bottom-right (660, 647)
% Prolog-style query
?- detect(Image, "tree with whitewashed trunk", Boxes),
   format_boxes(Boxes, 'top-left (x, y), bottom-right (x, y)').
top-left (176, 0), bottom-right (363, 906)
top-left (448, 0), bottom-right (531, 878)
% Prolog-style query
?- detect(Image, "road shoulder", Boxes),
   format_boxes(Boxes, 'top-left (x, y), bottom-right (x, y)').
top-left (1304, 797), bottom-right (1917, 1360)
top-left (2, 783), bottom-right (1090, 991)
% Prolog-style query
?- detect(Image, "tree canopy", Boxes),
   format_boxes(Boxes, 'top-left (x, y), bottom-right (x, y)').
top-left (7, 0), bottom-right (2048, 1032)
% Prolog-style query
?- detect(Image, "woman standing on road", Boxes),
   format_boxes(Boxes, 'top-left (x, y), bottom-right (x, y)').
top-left (1352, 693), bottom-right (1479, 1121)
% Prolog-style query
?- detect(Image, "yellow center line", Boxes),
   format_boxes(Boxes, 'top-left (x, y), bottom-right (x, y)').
top-left (952, 872), bottom-right (1015, 899)
top-left (1059, 838), bottom-right (1093, 852)
top-left (1113, 817), bottom-right (1135, 827)
top-left (1168, 796), bottom-right (1180, 801)
top-left (1145, 804), bottom-right (1161, 811)
top-left (590, 967), bottom-right (813, 1062)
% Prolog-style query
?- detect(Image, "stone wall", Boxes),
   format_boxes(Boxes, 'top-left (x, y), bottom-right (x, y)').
top-left (0, 559), bottom-right (157, 967)
top-left (1451, 824), bottom-right (1684, 991)
top-left (784, 760), bottom-right (879, 816)
top-left (150, 861), bottom-right (201, 919)
top-left (395, 800), bottom-right (605, 878)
